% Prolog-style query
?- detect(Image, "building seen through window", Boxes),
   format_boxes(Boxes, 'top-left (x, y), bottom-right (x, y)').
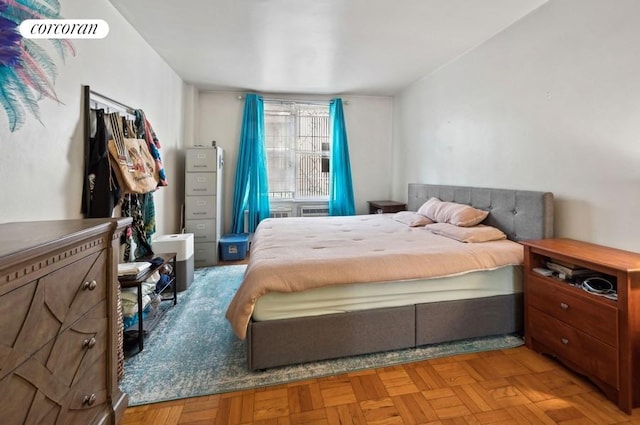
top-left (264, 101), bottom-right (330, 201)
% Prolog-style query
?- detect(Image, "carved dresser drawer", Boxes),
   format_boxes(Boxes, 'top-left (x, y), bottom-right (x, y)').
top-left (2, 301), bottom-right (109, 424)
top-left (50, 301), bottom-right (109, 425)
top-left (41, 249), bottom-right (107, 330)
top-left (0, 250), bottom-right (108, 372)
top-left (0, 218), bottom-right (131, 425)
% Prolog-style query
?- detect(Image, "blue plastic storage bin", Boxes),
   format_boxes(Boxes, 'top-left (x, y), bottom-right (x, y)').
top-left (220, 233), bottom-right (249, 261)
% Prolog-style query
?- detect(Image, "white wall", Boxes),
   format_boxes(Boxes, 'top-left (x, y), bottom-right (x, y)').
top-left (0, 0), bottom-right (185, 236)
top-left (392, 0), bottom-right (640, 251)
top-left (197, 92), bottom-right (394, 233)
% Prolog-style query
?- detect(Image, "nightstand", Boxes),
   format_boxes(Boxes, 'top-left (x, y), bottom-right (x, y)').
top-left (368, 200), bottom-right (407, 214)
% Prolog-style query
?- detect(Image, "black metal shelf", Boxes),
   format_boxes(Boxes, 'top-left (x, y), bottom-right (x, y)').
top-left (119, 252), bottom-right (177, 355)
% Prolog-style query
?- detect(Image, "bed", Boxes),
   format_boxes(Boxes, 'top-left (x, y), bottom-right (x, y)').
top-left (226, 183), bottom-right (554, 370)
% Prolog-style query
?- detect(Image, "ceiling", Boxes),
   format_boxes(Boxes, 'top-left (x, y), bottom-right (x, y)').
top-left (108, 0), bottom-right (548, 96)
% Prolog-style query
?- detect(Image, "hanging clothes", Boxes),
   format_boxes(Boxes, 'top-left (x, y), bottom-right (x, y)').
top-left (82, 108), bottom-right (121, 217)
top-left (121, 192), bottom-right (156, 261)
top-left (135, 109), bottom-right (168, 187)
top-left (110, 112), bottom-right (158, 261)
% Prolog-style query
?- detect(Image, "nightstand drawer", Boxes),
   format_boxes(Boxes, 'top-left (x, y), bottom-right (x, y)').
top-left (528, 307), bottom-right (618, 388)
top-left (527, 274), bottom-right (618, 347)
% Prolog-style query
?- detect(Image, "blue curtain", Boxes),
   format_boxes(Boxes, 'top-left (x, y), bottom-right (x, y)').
top-left (231, 94), bottom-right (270, 233)
top-left (328, 98), bottom-right (355, 216)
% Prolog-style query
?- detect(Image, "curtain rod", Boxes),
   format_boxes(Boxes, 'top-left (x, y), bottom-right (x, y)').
top-left (89, 89), bottom-right (137, 115)
top-left (238, 95), bottom-right (348, 106)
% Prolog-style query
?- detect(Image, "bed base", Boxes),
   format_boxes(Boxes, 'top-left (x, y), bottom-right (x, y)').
top-left (247, 293), bottom-right (523, 370)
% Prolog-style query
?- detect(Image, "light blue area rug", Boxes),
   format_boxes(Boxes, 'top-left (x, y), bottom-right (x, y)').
top-left (120, 265), bottom-right (524, 406)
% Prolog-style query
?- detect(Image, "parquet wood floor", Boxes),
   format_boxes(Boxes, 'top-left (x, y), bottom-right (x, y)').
top-left (121, 346), bottom-right (640, 424)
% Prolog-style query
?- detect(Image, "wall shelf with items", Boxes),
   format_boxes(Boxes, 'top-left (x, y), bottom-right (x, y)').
top-left (522, 238), bottom-right (640, 414)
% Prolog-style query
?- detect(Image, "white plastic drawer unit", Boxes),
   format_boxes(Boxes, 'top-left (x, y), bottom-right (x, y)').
top-left (185, 173), bottom-right (217, 196)
top-left (186, 149), bottom-right (218, 172)
top-left (185, 196), bottom-right (216, 219)
top-left (185, 219), bottom-right (216, 242)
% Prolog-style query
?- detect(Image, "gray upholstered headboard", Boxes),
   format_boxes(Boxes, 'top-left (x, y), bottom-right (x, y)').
top-left (407, 184), bottom-right (554, 241)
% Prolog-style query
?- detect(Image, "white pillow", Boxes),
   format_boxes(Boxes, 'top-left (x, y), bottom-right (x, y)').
top-left (425, 223), bottom-right (507, 243)
top-left (417, 197), bottom-right (488, 227)
top-left (392, 211), bottom-right (434, 227)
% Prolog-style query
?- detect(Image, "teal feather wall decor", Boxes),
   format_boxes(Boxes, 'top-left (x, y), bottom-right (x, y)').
top-left (0, 0), bottom-right (74, 132)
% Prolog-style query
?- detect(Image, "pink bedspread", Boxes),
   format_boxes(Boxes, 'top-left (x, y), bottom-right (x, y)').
top-left (225, 214), bottom-right (523, 339)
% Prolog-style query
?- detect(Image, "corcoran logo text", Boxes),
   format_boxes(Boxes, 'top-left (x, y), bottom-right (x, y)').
top-left (19, 19), bottom-right (109, 39)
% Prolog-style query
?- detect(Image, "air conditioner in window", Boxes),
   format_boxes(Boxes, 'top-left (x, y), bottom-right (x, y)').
top-left (270, 208), bottom-right (292, 219)
top-left (243, 208), bottom-right (293, 232)
top-left (299, 205), bottom-right (329, 217)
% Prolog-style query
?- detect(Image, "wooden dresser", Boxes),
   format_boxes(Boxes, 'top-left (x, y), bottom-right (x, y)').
top-left (0, 218), bottom-right (131, 425)
top-left (522, 238), bottom-right (640, 414)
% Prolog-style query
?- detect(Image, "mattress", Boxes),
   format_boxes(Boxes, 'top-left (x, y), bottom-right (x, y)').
top-left (226, 214), bottom-right (525, 338)
top-left (253, 264), bottom-right (522, 321)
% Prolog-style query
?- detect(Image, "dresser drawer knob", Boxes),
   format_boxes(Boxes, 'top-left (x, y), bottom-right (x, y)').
top-left (82, 337), bottom-right (96, 349)
top-left (82, 394), bottom-right (96, 406)
top-left (561, 337), bottom-right (569, 345)
top-left (83, 280), bottom-right (97, 291)
top-left (560, 302), bottom-right (569, 310)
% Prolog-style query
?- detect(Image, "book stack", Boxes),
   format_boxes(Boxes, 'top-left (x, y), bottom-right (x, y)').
top-left (545, 260), bottom-right (598, 281)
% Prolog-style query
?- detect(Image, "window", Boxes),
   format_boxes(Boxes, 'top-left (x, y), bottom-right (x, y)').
top-left (264, 101), bottom-right (330, 200)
